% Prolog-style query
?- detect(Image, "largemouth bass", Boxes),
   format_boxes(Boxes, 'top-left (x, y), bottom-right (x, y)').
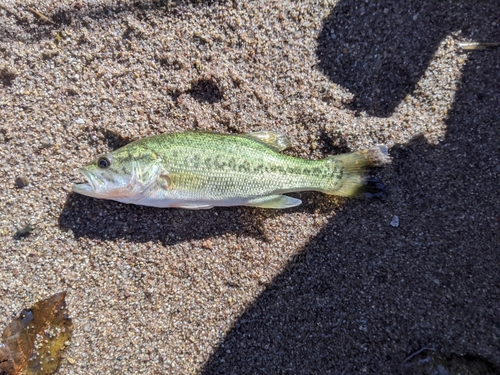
top-left (72, 130), bottom-right (388, 209)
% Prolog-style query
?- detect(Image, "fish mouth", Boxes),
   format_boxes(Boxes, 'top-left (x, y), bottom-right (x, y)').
top-left (72, 169), bottom-right (102, 195)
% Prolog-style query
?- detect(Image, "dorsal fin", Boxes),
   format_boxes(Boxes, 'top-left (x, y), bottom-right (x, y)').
top-left (239, 131), bottom-right (291, 152)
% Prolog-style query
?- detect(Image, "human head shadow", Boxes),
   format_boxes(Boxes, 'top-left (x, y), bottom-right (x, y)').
top-left (316, 1), bottom-right (483, 117)
top-left (201, 1), bottom-right (500, 373)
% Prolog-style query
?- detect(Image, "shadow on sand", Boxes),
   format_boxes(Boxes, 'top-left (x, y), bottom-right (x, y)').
top-left (201, 1), bottom-right (500, 373)
top-left (59, 186), bottom-right (353, 245)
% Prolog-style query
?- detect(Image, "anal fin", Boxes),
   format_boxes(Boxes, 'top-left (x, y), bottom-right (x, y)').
top-left (245, 195), bottom-right (301, 209)
top-left (172, 203), bottom-right (214, 210)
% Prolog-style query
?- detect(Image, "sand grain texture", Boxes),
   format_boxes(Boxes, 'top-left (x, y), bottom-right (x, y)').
top-left (0, 0), bottom-right (499, 374)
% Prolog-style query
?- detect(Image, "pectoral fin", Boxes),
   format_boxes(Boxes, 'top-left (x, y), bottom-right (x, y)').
top-left (245, 195), bottom-right (302, 209)
top-left (156, 170), bottom-right (171, 190)
top-left (158, 171), bottom-right (205, 191)
top-left (240, 131), bottom-right (291, 152)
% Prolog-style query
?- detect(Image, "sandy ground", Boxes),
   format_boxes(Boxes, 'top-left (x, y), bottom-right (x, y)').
top-left (0, 0), bottom-right (499, 374)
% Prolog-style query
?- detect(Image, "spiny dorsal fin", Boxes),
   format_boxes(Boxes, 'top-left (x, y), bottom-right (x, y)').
top-left (239, 131), bottom-right (291, 152)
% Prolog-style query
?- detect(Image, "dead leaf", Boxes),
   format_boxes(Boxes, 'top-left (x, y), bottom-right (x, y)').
top-left (0, 292), bottom-right (73, 375)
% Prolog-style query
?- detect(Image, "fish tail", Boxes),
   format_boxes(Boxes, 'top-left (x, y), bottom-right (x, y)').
top-left (323, 146), bottom-right (390, 197)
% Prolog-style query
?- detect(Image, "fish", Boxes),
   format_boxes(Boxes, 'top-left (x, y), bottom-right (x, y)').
top-left (72, 130), bottom-right (388, 209)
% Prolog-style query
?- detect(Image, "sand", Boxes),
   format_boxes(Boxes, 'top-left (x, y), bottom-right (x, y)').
top-left (0, 0), bottom-right (499, 373)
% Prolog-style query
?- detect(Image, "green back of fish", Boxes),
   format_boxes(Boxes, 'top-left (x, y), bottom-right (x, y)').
top-left (129, 131), bottom-right (341, 200)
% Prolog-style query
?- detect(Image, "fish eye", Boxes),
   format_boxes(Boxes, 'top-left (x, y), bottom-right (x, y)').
top-left (97, 156), bottom-right (111, 169)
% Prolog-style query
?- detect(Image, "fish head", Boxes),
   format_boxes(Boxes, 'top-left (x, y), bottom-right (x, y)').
top-left (72, 146), bottom-right (163, 200)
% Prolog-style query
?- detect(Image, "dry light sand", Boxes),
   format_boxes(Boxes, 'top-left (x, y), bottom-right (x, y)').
top-left (0, 0), bottom-right (499, 374)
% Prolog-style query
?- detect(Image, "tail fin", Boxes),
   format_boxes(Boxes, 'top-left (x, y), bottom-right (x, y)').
top-left (325, 146), bottom-right (390, 197)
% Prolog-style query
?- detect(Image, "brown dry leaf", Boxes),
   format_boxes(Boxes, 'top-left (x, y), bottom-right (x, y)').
top-left (0, 292), bottom-right (72, 375)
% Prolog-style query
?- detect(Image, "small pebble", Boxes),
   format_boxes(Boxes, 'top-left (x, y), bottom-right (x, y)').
top-left (390, 215), bottom-right (400, 227)
top-left (202, 239), bottom-right (213, 249)
top-left (14, 224), bottom-right (34, 240)
top-left (436, 364), bottom-right (448, 375)
top-left (418, 356), bottom-right (431, 364)
top-left (15, 176), bottom-right (29, 188)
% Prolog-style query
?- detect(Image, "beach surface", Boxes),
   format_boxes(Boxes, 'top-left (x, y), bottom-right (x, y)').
top-left (0, 0), bottom-right (499, 373)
